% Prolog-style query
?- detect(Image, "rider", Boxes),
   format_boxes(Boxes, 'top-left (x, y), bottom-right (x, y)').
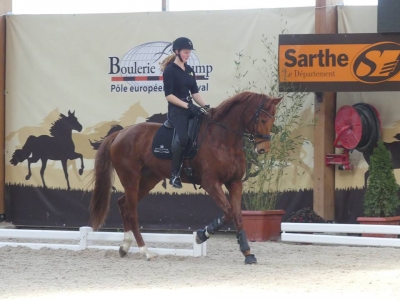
top-left (160, 37), bottom-right (209, 189)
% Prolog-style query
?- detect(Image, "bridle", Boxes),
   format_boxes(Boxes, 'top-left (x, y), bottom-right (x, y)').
top-left (244, 99), bottom-right (275, 146)
top-left (199, 98), bottom-right (275, 147)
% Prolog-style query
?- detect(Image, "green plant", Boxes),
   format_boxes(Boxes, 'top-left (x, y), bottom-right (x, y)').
top-left (232, 35), bottom-right (311, 211)
top-left (364, 141), bottom-right (400, 217)
top-left (287, 207), bottom-right (326, 223)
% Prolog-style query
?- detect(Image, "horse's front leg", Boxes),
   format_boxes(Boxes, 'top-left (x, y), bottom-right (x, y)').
top-left (61, 159), bottom-right (71, 190)
top-left (71, 152), bottom-right (84, 175)
top-left (196, 181), bottom-right (234, 244)
top-left (225, 180), bottom-right (257, 265)
top-left (39, 158), bottom-right (48, 189)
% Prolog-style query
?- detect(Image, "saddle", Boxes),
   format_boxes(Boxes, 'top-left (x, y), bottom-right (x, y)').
top-left (151, 115), bottom-right (204, 160)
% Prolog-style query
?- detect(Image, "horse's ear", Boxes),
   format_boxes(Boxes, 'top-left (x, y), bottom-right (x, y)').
top-left (68, 110), bottom-right (71, 116)
top-left (273, 97), bottom-right (283, 105)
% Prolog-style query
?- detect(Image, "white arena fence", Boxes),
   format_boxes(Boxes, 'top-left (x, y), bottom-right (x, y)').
top-left (281, 222), bottom-right (400, 247)
top-left (0, 226), bottom-right (206, 257)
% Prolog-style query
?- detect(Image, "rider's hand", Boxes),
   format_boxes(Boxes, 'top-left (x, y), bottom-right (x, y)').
top-left (203, 105), bottom-right (211, 112)
top-left (188, 102), bottom-right (208, 115)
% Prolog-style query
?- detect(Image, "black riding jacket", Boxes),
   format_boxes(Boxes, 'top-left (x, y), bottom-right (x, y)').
top-left (163, 62), bottom-right (199, 112)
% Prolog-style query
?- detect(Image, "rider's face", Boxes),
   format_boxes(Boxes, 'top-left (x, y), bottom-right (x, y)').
top-left (178, 49), bottom-right (191, 62)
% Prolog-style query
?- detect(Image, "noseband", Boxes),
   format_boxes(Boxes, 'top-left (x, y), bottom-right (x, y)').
top-left (245, 99), bottom-right (275, 146)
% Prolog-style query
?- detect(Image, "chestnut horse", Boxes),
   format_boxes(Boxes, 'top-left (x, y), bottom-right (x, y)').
top-left (89, 91), bottom-right (282, 264)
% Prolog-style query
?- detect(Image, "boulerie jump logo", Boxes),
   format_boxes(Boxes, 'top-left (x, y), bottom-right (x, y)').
top-left (108, 41), bottom-right (213, 94)
top-left (352, 42), bottom-right (400, 84)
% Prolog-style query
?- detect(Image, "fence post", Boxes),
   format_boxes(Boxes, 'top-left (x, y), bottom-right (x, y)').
top-left (79, 226), bottom-right (93, 250)
top-left (192, 232), bottom-right (206, 257)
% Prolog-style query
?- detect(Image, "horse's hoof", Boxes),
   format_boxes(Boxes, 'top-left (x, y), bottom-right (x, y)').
top-left (119, 246), bottom-right (128, 258)
top-left (79, 169), bottom-right (83, 175)
top-left (196, 229), bottom-right (209, 244)
top-left (244, 254), bottom-right (257, 265)
top-left (25, 175), bottom-right (31, 180)
top-left (146, 253), bottom-right (157, 261)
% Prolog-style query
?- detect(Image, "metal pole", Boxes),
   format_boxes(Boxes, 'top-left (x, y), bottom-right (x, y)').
top-left (162, 0), bottom-right (169, 12)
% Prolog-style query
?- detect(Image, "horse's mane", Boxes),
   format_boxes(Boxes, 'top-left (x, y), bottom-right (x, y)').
top-left (49, 114), bottom-right (66, 137)
top-left (211, 91), bottom-right (271, 121)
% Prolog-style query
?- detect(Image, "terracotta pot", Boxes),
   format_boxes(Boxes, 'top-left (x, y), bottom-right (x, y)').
top-left (357, 216), bottom-right (400, 238)
top-left (242, 210), bottom-right (285, 242)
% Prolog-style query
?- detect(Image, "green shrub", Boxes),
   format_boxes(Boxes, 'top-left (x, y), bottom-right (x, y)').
top-left (364, 141), bottom-right (400, 217)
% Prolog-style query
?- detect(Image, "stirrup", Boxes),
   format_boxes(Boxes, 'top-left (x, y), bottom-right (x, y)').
top-left (170, 174), bottom-right (182, 189)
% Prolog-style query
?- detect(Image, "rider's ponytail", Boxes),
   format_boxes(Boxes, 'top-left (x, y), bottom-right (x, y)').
top-left (160, 53), bottom-right (176, 72)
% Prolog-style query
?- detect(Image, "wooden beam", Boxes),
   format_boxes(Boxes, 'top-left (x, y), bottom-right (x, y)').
top-left (0, 0), bottom-right (11, 221)
top-left (313, 0), bottom-right (341, 221)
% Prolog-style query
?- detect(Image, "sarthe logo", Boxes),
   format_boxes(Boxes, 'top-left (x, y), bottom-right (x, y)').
top-left (352, 42), bottom-right (400, 84)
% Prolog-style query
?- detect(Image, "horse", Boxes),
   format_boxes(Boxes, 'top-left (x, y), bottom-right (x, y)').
top-left (89, 92), bottom-right (282, 264)
top-left (10, 110), bottom-right (84, 190)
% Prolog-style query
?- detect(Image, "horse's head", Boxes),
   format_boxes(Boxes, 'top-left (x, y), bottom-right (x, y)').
top-left (248, 95), bottom-right (282, 155)
top-left (65, 110), bottom-right (83, 132)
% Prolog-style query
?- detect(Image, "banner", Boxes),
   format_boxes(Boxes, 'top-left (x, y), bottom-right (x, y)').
top-left (279, 33), bottom-right (400, 92)
top-left (5, 8), bottom-right (315, 228)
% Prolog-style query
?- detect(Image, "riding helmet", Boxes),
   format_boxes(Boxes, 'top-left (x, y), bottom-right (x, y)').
top-left (172, 37), bottom-right (194, 51)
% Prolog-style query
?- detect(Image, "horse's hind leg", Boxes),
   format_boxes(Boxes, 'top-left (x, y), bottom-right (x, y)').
top-left (225, 180), bottom-right (257, 265)
top-left (118, 172), bottom-right (162, 260)
top-left (117, 195), bottom-right (134, 257)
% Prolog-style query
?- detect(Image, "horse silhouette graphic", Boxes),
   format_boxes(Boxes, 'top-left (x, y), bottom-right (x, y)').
top-left (9, 110), bottom-right (84, 190)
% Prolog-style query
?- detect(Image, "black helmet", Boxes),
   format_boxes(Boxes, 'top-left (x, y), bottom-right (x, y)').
top-left (172, 37), bottom-right (194, 51)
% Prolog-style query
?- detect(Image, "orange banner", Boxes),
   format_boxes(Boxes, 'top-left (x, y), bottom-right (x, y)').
top-left (279, 43), bottom-right (400, 84)
top-left (278, 34), bottom-right (400, 91)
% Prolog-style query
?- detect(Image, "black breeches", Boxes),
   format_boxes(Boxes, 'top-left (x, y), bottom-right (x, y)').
top-left (169, 111), bottom-right (192, 148)
top-left (168, 109), bottom-right (194, 173)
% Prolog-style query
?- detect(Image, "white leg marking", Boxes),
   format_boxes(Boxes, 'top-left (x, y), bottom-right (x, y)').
top-left (205, 226), bottom-right (211, 238)
top-left (139, 246), bottom-right (157, 261)
top-left (121, 231), bottom-right (134, 253)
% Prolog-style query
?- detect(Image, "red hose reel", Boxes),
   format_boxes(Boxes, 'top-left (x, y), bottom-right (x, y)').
top-left (325, 104), bottom-right (381, 170)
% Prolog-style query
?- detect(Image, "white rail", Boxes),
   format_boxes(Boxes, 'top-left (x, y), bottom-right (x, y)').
top-left (281, 223), bottom-right (400, 247)
top-left (0, 226), bottom-right (206, 257)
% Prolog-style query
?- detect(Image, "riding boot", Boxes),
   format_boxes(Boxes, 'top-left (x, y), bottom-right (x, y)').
top-left (170, 146), bottom-right (184, 189)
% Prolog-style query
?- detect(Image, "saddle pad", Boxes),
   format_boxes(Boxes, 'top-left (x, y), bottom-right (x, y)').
top-left (151, 125), bottom-right (197, 160)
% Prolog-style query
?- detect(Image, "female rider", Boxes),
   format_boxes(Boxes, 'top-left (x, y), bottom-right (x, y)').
top-left (160, 37), bottom-right (209, 189)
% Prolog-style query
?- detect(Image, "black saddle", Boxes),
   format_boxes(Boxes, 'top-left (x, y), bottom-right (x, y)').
top-left (151, 115), bottom-right (204, 160)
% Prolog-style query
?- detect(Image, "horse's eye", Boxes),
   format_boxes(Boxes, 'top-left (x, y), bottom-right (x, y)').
top-left (261, 120), bottom-right (266, 124)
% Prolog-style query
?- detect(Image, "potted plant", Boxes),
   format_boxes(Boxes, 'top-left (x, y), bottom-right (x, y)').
top-left (357, 141), bottom-right (400, 237)
top-left (232, 35), bottom-right (309, 242)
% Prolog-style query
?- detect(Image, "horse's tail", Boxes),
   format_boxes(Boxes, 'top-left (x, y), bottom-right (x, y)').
top-left (89, 131), bottom-right (119, 230)
top-left (9, 136), bottom-right (36, 165)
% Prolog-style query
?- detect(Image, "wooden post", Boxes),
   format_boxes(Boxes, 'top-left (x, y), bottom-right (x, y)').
top-left (0, 0), bottom-right (11, 221)
top-left (313, 0), bottom-right (340, 220)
